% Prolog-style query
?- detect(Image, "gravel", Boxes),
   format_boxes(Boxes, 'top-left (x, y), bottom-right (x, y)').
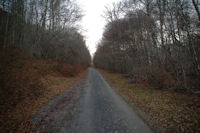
top-left (35, 68), bottom-right (154, 133)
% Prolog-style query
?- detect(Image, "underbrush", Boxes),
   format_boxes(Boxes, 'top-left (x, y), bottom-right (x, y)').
top-left (100, 69), bottom-right (200, 133)
top-left (129, 66), bottom-right (200, 92)
top-left (57, 63), bottom-right (88, 77)
top-left (131, 67), bottom-right (175, 90)
top-left (0, 50), bottom-right (88, 132)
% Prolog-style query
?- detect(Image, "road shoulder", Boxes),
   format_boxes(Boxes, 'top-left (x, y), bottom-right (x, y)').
top-left (98, 69), bottom-right (166, 133)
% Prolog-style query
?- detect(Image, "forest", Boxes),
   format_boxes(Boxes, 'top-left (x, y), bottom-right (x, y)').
top-left (0, 0), bottom-right (200, 132)
top-left (0, 0), bottom-right (91, 63)
top-left (0, 0), bottom-right (91, 131)
top-left (94, 0), bottom-right (200, 92)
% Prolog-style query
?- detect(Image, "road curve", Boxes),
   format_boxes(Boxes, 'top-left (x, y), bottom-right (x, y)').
top-left (38, 68), bottom-right (154, 133)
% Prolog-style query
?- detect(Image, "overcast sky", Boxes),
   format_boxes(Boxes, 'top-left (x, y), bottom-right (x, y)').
top-left (78, 0), bottom-right (120, 56)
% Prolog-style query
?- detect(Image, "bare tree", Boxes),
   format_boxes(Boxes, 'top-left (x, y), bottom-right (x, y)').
top-left (94, 0), bottom-right (200, 91)
top-left (0, 0), bottom-right (91, 65)
top-left (192, 0), bottom-right (200, 22)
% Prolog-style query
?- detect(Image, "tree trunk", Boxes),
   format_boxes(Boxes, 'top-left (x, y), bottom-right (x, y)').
top-left (192, 0), bottom-right (200, 22)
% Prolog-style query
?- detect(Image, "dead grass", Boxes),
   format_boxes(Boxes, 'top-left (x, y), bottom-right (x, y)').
top-left (16, 70), bottom-right (87, 132)
top-left (0, 51), bottom-right (88, 132)
top-left (99, 69), bottom-right (200, 133)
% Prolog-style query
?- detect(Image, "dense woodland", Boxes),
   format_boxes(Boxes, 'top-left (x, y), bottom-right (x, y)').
top-left (0, 0), bottom-right (199, 132)
top-left (94, 0), bottom-right (200, 92)
top-left (0, 0), bottom-right (91, 64)
top-left (0, 1), bottom-right (91, 131)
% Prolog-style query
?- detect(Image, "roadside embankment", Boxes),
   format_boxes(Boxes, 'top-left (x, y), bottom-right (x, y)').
top-left (99, 69), bottom-right (200, 133)
top-left (0, 51), bottom-right (88, 132)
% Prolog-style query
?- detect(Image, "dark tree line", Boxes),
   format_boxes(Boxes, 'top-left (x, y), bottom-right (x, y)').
top-left (94, 0), bottom-right (200, 91)
top-left (0, 0), bottom-right (91, 65)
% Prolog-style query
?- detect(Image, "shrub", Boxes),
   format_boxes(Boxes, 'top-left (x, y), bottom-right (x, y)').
top-left (57, 63), bottom-right (87, 77)
top-left (131, 67), bottom-right (175, 89)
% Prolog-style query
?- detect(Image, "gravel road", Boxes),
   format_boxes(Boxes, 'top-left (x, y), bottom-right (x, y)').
top-left (36, 68), bottom-right (154, 133)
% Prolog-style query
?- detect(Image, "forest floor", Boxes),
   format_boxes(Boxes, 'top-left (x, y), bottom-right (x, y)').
top-left (0, 53), bottom-right (88, 132)
top-left (99, 69), bottom-right (200, 133)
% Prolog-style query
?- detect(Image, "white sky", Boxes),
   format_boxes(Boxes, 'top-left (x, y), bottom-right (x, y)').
top-left (78, 0), bottom-right (120, 56)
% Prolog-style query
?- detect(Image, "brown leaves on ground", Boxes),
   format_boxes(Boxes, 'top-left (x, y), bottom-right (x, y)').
top-left (99, 69), bottom-right (200, 133)
top-left (0, 51), bottom-right (88, 132)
